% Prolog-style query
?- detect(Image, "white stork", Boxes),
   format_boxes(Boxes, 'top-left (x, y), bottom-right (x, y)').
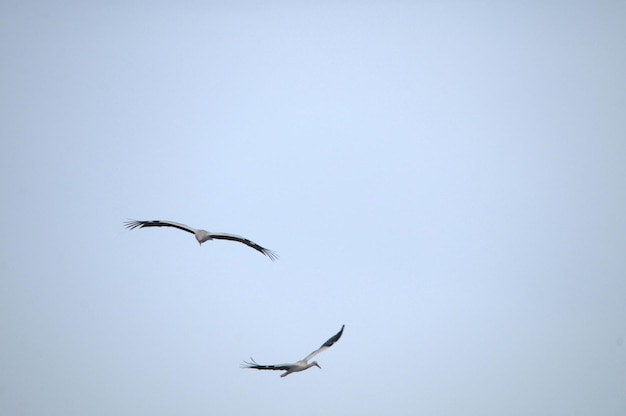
top-left (242, 325), bottom-right (344, 377)
top-left (124, 219), bottom-right (278, 261)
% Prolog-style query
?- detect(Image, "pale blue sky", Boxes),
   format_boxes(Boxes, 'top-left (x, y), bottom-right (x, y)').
top-left (1, 1), bottom-right (626, 415)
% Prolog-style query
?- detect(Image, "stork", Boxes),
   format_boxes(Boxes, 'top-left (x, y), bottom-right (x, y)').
top-left (124, 219), bottom-right (278, 261)
top-left (242, 325), bottom-right (344, 377)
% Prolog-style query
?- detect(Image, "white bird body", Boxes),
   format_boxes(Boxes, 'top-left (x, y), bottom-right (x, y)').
top-left (124, 219), bottom-right (278, 261)
top-left (242, 325), bottom-right (344, 377)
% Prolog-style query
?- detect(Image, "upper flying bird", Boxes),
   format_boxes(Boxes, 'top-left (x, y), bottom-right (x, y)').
top-left (124, 219), bottom-right (278, 261)
top-left (242, 324), bottom-right (344, 377)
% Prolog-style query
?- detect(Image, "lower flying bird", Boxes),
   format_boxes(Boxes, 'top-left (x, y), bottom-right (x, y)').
top-left (242, 324), bottom-right (344, 377)
top-left (124, 219), bottom-right (278, 261)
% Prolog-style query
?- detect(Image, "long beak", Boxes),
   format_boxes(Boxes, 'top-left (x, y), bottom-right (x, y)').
top-left (315, 363), bottom-right (322, 369)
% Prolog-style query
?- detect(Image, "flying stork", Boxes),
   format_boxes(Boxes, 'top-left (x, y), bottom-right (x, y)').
top-left (242, 324), bottom-right (344, 377)
top-left (124, 219), bottom-right (278, 261)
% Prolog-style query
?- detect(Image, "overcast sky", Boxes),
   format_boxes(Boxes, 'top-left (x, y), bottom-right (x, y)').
top-left (1, 1), bottom-right (626, 415)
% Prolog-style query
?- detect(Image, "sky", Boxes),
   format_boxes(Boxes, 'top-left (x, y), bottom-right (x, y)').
top-left (1, 1), bottom-right (626, 415)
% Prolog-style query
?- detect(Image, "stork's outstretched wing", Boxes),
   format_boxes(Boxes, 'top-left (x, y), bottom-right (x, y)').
top-left (124, 220), bottom-right (197, 235)
top-left (241, 358), bottom-right (293, 372)
top-left (210, 233), bottom-right (279, 261)
top-left (303, 325), bottom-right (345, 362)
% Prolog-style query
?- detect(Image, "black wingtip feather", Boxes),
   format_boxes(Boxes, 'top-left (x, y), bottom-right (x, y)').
top-left (322, 325), bottom-right (345, 348)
